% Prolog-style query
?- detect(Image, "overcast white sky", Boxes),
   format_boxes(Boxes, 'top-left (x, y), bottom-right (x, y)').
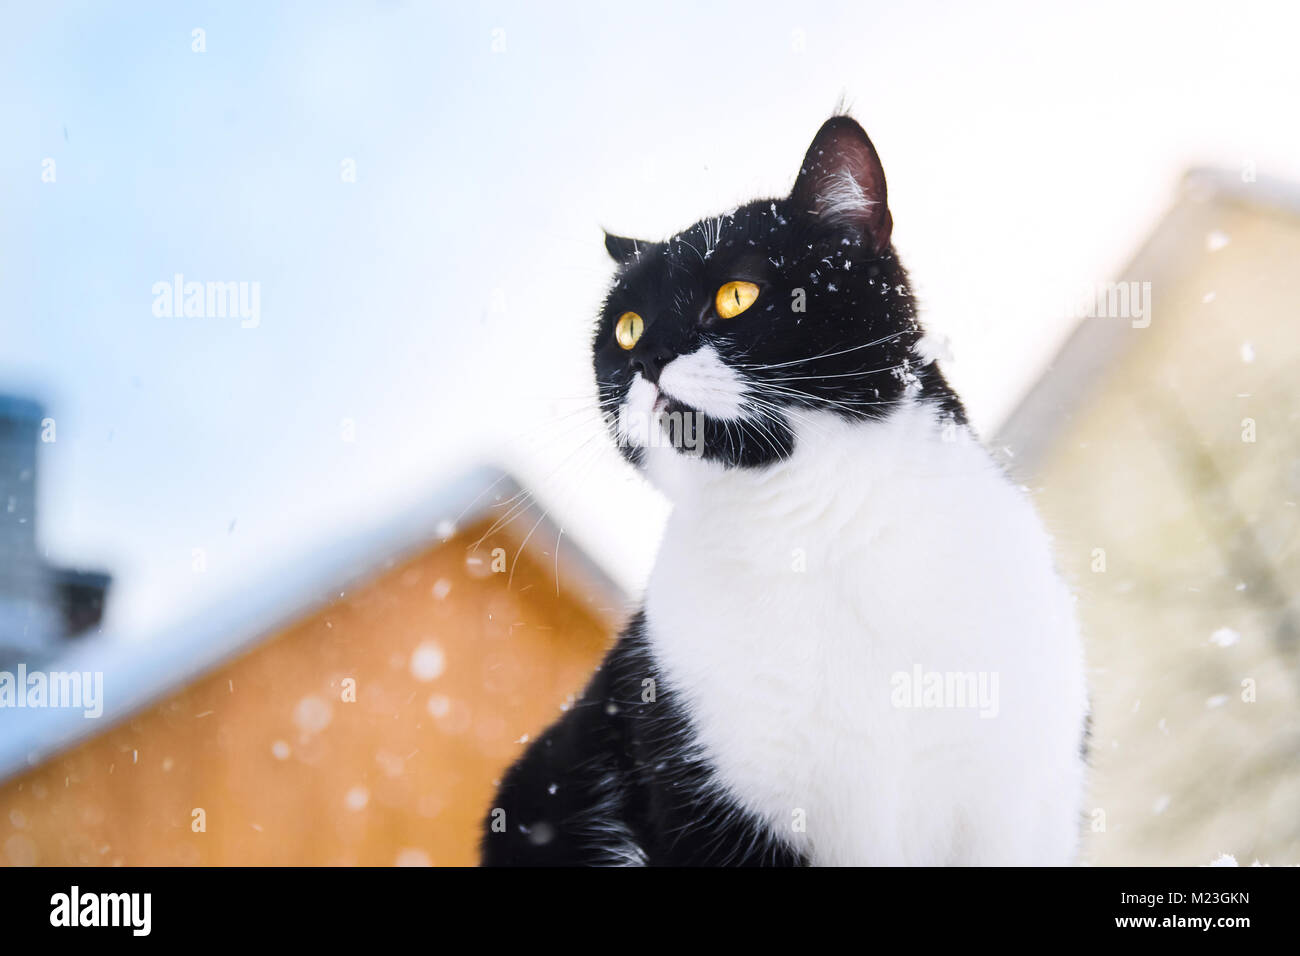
top-left (3, 0), bottom-right (1300, 643)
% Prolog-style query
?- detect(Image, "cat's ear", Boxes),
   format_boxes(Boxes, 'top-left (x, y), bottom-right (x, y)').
top-left (790, 116), bottom-right (893, 254)
top-left (604, 231), bottom-right (648, 264)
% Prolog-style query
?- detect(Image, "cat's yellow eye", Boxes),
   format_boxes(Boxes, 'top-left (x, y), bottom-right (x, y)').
top-left (715, 281), bottom-right (760, 319)
top-left (615, 311), bottom-right (644, 350)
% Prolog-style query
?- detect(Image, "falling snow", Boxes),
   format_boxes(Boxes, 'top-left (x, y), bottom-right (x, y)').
top-left (410, 641), bottom-right (447, 681)
top-left (1209, 627), bottom-right (1241, 647)
top-left (293, 696), bottom-right (333, 735)
top-left (394, 848), bottom-right (432, 866)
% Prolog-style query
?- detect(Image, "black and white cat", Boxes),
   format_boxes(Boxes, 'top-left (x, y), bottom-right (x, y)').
top-left (481, 116), bottom-right (1088, 866)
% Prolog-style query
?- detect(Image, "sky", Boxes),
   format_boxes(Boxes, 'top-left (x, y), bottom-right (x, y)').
top-left (3, 0), bottom-right (1300, 644)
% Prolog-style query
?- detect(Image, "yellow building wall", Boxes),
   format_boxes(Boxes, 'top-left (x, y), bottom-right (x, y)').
top-left (1, 518), bottom-right (617, 866)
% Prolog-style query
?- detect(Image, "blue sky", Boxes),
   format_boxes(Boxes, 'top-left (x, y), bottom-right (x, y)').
top-left (3, 1), bottom-right (1299, 639)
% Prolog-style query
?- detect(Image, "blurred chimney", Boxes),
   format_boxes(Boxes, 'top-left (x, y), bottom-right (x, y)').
top-left (0, 395), bottom-right (109, 661)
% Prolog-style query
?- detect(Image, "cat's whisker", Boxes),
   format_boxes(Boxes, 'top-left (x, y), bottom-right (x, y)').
top-left (733, 328), bottom-right (911, 373)
top-left (499, 411), bottom-right (610, 462)
top-left (471, 489), bottom-right (536, 552)
top-left (755, 360), bottom-right (914, 384)
top-left (507, 508), bottom-right (551, 590)
top-left (743, 393), bottom-right (823, 434)
top-left (451, 471), bottom-right (512, 529)
top-left (472, 429), bottom-right (609, 551)
top-left (742, 410), bottom-right (788, 460)
top-left (745, 380), bottom-right (912, 416)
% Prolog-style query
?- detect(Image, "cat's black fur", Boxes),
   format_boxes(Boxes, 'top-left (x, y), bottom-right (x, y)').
top-left (481, 116), bottom-right (961, 866)
top-left (482, 613), bottom-right (804, 866)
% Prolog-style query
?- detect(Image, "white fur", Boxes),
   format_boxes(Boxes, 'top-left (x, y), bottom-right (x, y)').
top-left (658, 345), bottom-right (747, 420)
top-left (617, 347), bottom-right (747, 451)
top-left (637, 403), bottom-right (1088, 865)
top-left (616, 374), bottom-right (660, 447)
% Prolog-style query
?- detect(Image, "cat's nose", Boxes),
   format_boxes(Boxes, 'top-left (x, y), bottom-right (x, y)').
top-left (630, 346), bottom-right (674, 384)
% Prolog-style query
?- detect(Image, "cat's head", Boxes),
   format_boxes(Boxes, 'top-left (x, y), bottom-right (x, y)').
top-left (593, 115), bottom-right (961, 480)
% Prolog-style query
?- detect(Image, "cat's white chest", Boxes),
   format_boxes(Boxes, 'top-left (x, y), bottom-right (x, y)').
top-left (641, 405), bottom-right (1087, 865)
